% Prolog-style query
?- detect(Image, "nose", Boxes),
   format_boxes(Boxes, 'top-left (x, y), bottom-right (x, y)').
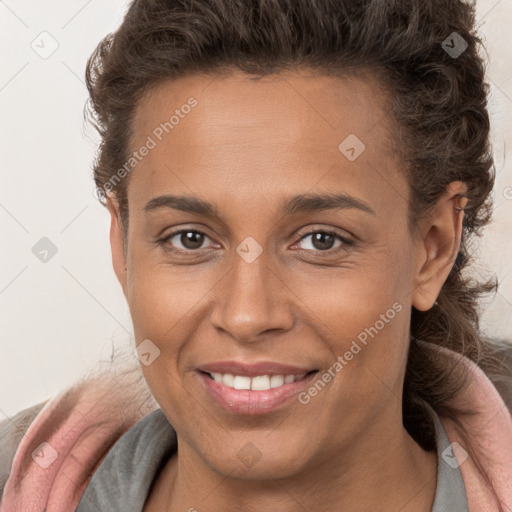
top-left (210, 250), bottom-right (294, 343)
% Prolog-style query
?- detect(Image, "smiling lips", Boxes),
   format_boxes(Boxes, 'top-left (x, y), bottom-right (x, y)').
top-left (197, 360), bottom-right (319, 414)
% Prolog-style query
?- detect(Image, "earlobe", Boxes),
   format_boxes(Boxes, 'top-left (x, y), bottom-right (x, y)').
top-left (411, 181), bottom-right (468, 311)
top-left (105, 195), bottom-right (128, 296)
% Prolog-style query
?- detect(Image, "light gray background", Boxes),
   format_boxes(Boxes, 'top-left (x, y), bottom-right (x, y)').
top-left (0, 0), bottom-right (511, 419)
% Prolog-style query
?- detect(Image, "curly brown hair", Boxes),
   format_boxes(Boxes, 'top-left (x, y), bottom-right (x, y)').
top-left (85, 0), bottom-right (510, 467)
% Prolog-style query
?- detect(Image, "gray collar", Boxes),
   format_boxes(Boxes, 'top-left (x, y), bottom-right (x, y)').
top-left (76, 409), bottom-right (177, 511)
top-left (430, 408), bottom-right (469, 511)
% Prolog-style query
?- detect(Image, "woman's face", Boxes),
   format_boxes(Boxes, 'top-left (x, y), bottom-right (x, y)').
top-left (107, 70), bottom-right (449, 479)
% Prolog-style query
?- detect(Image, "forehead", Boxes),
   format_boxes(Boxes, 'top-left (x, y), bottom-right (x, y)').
top-left (128, 69), bottom-right (408, 219)
top-left (133, 68), bottom-right (393, 148)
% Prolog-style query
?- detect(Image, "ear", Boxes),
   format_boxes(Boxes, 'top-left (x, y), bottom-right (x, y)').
top-left (411, 181), bottom-right (468, 311)
top-left (105, 194), bottom-right (128, 297)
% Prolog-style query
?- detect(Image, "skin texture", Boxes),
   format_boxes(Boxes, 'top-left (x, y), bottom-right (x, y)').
top-left (105, 69), bottom-right (467, 512)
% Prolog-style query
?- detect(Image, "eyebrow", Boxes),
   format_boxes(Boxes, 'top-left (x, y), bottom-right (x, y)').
top-left (143, 192), bottom-right (376, 217)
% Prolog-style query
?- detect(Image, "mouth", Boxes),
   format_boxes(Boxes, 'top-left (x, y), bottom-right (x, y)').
top-left (197, 368), bottom-right (320, 415)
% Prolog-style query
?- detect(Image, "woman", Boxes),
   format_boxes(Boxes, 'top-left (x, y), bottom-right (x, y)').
top-left (1, 0), bottom-right (512, 510)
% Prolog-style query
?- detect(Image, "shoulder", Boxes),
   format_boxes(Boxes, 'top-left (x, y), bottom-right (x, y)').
top-left (487, 339), bottom-right (512, 413)
top-left (0, 400), bottom-right (48, 499)
top-left (75, 409), bottom-right (176, 511)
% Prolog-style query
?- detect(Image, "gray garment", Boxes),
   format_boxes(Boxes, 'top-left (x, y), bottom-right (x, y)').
top-left (0, 401), bottom-right (47, 497)
top-left (76, 408), bottom-right (469, 512)
top-left (430, 409), bottom-right (469, 511)
top-left (76, 409), bottom-right (177, 512)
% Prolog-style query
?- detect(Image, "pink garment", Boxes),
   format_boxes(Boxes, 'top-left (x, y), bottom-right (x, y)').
top-left (0, 371), bottom-right (152, 512)
top-left (1, 342), bottom-right (511, 512)
top-left (431, 342), bottom-right (512, 511)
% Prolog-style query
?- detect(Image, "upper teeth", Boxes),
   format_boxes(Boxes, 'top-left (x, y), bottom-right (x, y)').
top-left (209, 373), bottom-right (306, 391)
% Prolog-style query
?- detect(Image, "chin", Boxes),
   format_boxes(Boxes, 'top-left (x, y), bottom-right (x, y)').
top-left (206, 446), bottom-right (308, 481)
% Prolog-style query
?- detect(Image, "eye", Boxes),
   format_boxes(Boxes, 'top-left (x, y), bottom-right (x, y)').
top-left (158, 228), bottom-right (217, 252)
top-left (156, 227), bottom-right (353, 256)
top-left (294, 230), bottom-right (353, 253)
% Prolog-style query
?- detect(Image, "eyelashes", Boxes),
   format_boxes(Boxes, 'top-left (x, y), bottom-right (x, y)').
top-left (156, 228), bottom-right (354, 257)
top-left (157, 228), bottom-right (215, 255)
top-left (293, 230), bottom-right (353, 253)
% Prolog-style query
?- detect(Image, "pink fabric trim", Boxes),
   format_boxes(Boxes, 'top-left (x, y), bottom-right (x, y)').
top-left (428, 342), bottom-right (512, 511)
top-left (0, 373), bottom-right (148, 512)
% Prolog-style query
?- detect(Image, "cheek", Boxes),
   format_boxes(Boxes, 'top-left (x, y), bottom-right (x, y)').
top-left (294, 245), bottom-right (412, 402)
top-left (125, 242), bottom-right (213, 340)
top-left (305, 299), bottom-right (409, 432)
top-left (291, 240), bottom-right (411, 330)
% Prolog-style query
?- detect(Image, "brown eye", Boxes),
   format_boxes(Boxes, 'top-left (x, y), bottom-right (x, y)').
top-left (159, 229), bottom-right (214, 252)
top-left (310, 232), bottom-right (336, 251)
top-left (178, 231), bottom-right (205, 250)
top-left (297, 230), bottom-right (350, 252)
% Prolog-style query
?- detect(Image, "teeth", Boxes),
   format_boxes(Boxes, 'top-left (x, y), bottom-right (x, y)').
top-left (233, 375), bottom-right (251, 390)
top-left (209, 372), bottom-right (306, 391)
top-left (252, 375), bottom-right (271, 390)
top-left (270, 375), bottom-right (284, 388)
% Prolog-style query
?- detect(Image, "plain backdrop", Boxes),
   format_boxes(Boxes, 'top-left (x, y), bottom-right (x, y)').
top-left (0, 0), bottom-right (511, 419)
